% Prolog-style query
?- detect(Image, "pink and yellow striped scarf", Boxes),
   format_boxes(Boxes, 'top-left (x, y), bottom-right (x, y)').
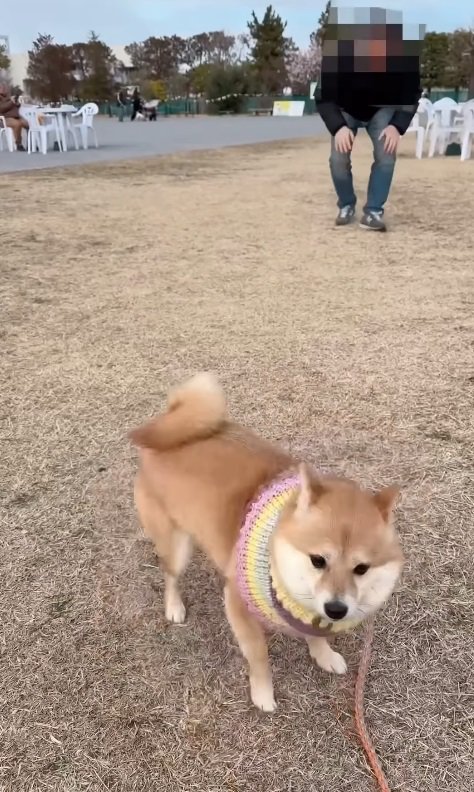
top-left (235, 472), bottom-right (360, 637)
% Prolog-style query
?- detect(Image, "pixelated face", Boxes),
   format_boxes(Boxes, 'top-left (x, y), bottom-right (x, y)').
top-left (322, 6), bottom-right (425, 73)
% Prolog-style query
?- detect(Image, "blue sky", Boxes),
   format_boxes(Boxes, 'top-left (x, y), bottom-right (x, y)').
top-left (4, 0), bottom-right (473, 52)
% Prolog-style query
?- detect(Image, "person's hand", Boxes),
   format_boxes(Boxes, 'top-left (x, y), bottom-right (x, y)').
top-left (334, 126), bottom-right (354, 153)
top-left (379, 125), bottom-right (400, 154)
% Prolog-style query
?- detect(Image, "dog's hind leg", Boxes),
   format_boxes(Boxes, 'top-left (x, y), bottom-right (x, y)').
top-left (162, 528), bottom-right (192, 624)
top-left (134, 473), bottom-right (192, 623)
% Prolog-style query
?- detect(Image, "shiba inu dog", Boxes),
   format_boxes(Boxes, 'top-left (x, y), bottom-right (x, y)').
top-left (130, 374), bottom-right (403, 712)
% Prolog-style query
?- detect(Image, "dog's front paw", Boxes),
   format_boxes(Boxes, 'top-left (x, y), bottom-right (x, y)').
top-left (165, 594), bottom-right (186, 624)
top-left (250, 678), bottom-right (277, 713)
top-left (308, 639), bottom-right (347, 675)
top-left (318, 648), bottom-right (347, 675)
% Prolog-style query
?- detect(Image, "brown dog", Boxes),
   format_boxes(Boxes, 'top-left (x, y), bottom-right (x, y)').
top-left (130, 374), bottom-right (403, 712)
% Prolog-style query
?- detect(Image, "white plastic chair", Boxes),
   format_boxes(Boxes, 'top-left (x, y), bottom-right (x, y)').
top-left (72, 103), bottom-right (99, 149)
top-left (428, 98), bottom-right (461, 157)
top-left (427, 100), bottom-right (474, 161)
top-left (64, 117), bottom-right (80, 151)
top-left (20, 107), bottom-right (63, 154)
top-left (459, 104), bottom-right (474, 161)
top-left (0, 115), bottom-right (17, 152)
top-left (418, 98), bottom-right (434, 130)
top-left (405, 98), bottom-right (434, 158)
top-left (406, 113), bottom-right (425, 159)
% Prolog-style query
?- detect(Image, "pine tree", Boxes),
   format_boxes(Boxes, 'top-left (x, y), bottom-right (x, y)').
top-left (27, 34), bottom-right (76, 102)
top-left (311, 1), bottom-right (332, 49)
top-left (247, 5), bottom-right (292, 93)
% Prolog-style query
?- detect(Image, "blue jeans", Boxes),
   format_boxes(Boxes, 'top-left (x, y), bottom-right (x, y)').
top-left (329, 108), bottom-right (396, 214)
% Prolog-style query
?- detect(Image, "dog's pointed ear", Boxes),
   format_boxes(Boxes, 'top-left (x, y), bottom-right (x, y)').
top-left (296, 464), bottom-right (326, 517)
top-left (373, 486), bottom-right (400, 521)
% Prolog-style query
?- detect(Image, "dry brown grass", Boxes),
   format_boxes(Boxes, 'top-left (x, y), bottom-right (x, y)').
top-left (1, 135), bottom-right (473, 792)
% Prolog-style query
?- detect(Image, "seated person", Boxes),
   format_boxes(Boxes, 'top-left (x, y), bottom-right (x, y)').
top-left (0, 85), bottom-right (28, 151)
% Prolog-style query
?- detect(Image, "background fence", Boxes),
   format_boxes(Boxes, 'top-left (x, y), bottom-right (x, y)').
top-left (428, 88), bottom-right (469, 102)
top-left (98, 89), bottom-right (469, 118)
top-left (99, 95), bottom-right (314, 117)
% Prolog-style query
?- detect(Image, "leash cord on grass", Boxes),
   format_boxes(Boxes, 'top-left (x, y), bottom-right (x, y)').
top-left (354, 617), bottom-right (392, 792)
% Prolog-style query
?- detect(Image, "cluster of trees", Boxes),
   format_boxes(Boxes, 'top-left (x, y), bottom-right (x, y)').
top-left (421, 30), bottom-right (474, 96)
top-left (14, 4), bottom-right (326, 105)
top-left (4, 2), bottom-right (474, 105)
top-left (24, 32), bottom-right (121, 102)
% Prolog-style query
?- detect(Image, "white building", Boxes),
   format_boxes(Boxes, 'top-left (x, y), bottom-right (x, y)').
top-left (9, 52), bottom-right (29, 88)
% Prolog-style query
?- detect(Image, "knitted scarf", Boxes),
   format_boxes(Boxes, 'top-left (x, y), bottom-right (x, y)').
top-left (235, 471), bottom-right (361, 638)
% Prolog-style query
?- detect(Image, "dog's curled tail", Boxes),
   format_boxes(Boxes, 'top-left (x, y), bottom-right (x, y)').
top-left (129, 373), bottom-right (226, 451)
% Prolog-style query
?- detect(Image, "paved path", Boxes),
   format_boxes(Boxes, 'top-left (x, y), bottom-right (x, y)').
top-left (0, 115), bottom-right (326, 173)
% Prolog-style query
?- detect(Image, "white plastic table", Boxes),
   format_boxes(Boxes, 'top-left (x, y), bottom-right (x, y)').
top-left (42, 106), bottom-right (78, 152)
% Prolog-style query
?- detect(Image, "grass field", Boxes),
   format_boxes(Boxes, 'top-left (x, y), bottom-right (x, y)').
top-left (1, 135), bottom-right (473, 792)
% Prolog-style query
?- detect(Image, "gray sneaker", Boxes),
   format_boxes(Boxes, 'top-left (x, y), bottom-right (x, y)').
top-left (360, 212), bottom-right (386, 231)
top-left (335, 205), bottom-right (356, 226)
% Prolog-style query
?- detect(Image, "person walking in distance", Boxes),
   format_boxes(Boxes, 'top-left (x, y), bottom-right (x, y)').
top-left (116, 88), bottom-right (127, 122)
top-left (131, 88), bottom-right (141, 121)
top-left (315, 8), bottom-right (424, 232)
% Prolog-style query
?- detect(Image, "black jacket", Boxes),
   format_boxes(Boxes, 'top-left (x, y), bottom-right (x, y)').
top-left (315, 59), bottom-right (421, 136)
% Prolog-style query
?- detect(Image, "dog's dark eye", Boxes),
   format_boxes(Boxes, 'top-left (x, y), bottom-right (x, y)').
top-left (353, 564), bottom-right (370, 576)
top-left (310, 555), bottom-right (327, 570)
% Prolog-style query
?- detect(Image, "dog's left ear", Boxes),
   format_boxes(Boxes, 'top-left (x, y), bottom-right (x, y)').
top-left (296, 464), bottom-right (326, 517)
top-left (373, 486), bottom-right (400, 521)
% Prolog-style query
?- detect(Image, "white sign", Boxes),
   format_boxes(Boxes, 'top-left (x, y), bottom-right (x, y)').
top-left (272, 100), bottom-right (305, 117)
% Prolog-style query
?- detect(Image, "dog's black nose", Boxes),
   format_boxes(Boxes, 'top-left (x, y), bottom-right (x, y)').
top-left (324, 600), bottom-right (348, 621)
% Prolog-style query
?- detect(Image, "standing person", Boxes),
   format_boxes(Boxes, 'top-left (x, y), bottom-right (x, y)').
top-left (117, 89), bottom-right (127, 122)
top-left (315, 9), bottom-right (423, 232)
top-left (131, 88), bottom-right (141, 122)
top-left (0, 84), bottom-right (28, 151)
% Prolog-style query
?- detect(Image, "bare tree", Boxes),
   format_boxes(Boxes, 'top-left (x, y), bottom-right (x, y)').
top-left (287, 41), bottom-right (322, 94)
